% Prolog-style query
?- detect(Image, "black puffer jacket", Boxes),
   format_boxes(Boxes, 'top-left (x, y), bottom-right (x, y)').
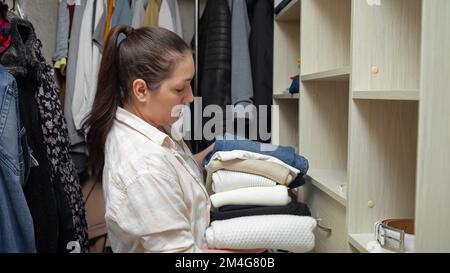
top-left (191, 0), bottom-right (232, 153)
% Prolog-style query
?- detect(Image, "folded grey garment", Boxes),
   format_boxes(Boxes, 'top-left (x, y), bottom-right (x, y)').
top-left (211, 202), bottom-right (311, 221)
top-left (206, 215), bottom-right (316, 253)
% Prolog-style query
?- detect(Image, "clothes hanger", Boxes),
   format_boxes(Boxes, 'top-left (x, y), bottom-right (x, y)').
top-left (9, 0), bottom-right (25, 19)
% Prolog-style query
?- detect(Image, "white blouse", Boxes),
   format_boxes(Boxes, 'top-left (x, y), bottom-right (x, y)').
top-left (102, 107), bottom-right (211, 253)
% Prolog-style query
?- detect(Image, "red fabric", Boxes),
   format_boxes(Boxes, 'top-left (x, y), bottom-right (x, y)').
top-left (0, 17), bottom-right (12, 55)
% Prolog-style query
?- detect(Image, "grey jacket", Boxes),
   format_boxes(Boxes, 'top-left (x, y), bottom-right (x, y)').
top-left (229, 0), bottom-right (254, 107)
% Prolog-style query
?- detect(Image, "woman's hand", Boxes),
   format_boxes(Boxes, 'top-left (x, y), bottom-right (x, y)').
top-left (193, 143), bottom-right (215, 169)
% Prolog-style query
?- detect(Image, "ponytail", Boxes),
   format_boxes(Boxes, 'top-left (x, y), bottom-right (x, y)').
top-left (84, 25), bottom-right (133, 179)
top-left (84, 25), bottom-right (191, 179)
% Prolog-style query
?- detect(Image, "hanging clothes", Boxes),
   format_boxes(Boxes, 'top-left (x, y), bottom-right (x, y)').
top-left (104, 0), bottom-right (115, 44)
top-left (158, 0), bottom-right (183, 38)
top-left (110, 0), bottom-right (133, 28)
top-left (71, 0), bottom-right (104, 132)
top-left (0, 64), bottom-right (36, 253)
top-left (0, 15), bottom-right (77, 253)
top-left (191, 0), bottom-right (232, 154)
top-left (109, 0), bottom-right (133, 44)
top-left (34, 37), bottom-right (90, 253)
top-left (66, 0), bottom-right (88, 175)
top-left (246, 0), bottom-right (274, 143)
top-left (0, 17), bottom-right (11, 54)
top-left (228, 0), bottom-right (254, 108)
top-left (143, 0), bottom-right (162, 27)
top-left (131, 0), bottom-right (148, 28)
top-left (53, 0), bottom-right (71, 75)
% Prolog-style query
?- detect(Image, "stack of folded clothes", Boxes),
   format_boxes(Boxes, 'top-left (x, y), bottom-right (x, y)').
top-left (203, 134), bottom-right (316, 253)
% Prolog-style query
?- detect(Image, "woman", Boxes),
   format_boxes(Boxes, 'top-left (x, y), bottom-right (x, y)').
top-left (85, 25), bottom-right (262, 253)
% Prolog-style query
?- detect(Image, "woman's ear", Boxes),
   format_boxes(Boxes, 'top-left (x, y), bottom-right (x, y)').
top-left (131, 79), bottom-right (149, 102)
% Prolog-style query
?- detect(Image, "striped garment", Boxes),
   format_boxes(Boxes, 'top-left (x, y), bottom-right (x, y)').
top-left (103, 107), bottom-right (211, 253)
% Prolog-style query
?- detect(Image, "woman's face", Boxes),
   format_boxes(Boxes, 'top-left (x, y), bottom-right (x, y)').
top-left (139, 54), bottom-right (195, 128)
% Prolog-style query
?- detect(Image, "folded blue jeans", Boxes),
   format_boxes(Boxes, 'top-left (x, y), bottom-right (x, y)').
top-left (204, 133), bottom-right (309, 174)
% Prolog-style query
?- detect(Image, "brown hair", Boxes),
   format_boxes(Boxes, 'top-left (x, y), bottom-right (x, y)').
top-left (84, 25), bottom-right (191, 179)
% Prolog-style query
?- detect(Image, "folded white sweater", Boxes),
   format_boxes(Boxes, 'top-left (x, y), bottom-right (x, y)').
top-left (206, 150), bottom-right (300, 176)
top-left (212, 170), bottom-right (277, 193)
top-left (209, 185), bottom-right (291, 208)
top-left (206, 215), bottom-right (316, 253)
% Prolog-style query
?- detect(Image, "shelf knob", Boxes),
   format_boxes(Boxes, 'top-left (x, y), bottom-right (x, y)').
top-left (368, 200), bottom-right (375, 208)
top-left (371, 66), bottom-right (379, 75)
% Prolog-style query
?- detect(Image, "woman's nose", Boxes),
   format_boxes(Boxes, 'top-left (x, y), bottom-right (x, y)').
top-left (184, 88), bottom-right (194, 104)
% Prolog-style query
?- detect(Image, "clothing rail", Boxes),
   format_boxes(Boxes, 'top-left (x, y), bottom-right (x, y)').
top-left (194, 0), bottom-right (199, 96)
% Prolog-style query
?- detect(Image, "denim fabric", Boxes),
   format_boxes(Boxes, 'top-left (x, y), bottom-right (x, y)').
top-left (0, 15), bottom-right (79, 252)
top-left (205, 133), bottom-right (309, 174)
top-left (0, 64), bottom-right (36, 253)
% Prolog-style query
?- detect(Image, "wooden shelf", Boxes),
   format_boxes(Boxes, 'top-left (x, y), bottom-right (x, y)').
top-left (302, 67), bottom-right (350, 82)
top-left (273, 19), bottom-right (300, 95)
top-left (307, 169), bottom-right (347, 206)
top-left (272, 99), bottom-right (299, 151)
top-left (300, 81), bottom-right (349, 197)
top-left (348, 234), bottom-right (394, 253)
top-left (301, 0), bottom-right (351, 75)
top-left (348, 100), bottom-right (418, 234)
top-left (415, 1), bottom-right (450, 252)
top-left (352, 0), bottom-right (421, 92)
top-left (275, 0), bottom-right (300, 21)
top-left (272, 0), bottom-right (300, 155)
top-left (271, 0), bottom-right (450, 252)
top-left (274, 93), bottom-right (299, 99)
top-left (353, 90), bottom-right (420, 101)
